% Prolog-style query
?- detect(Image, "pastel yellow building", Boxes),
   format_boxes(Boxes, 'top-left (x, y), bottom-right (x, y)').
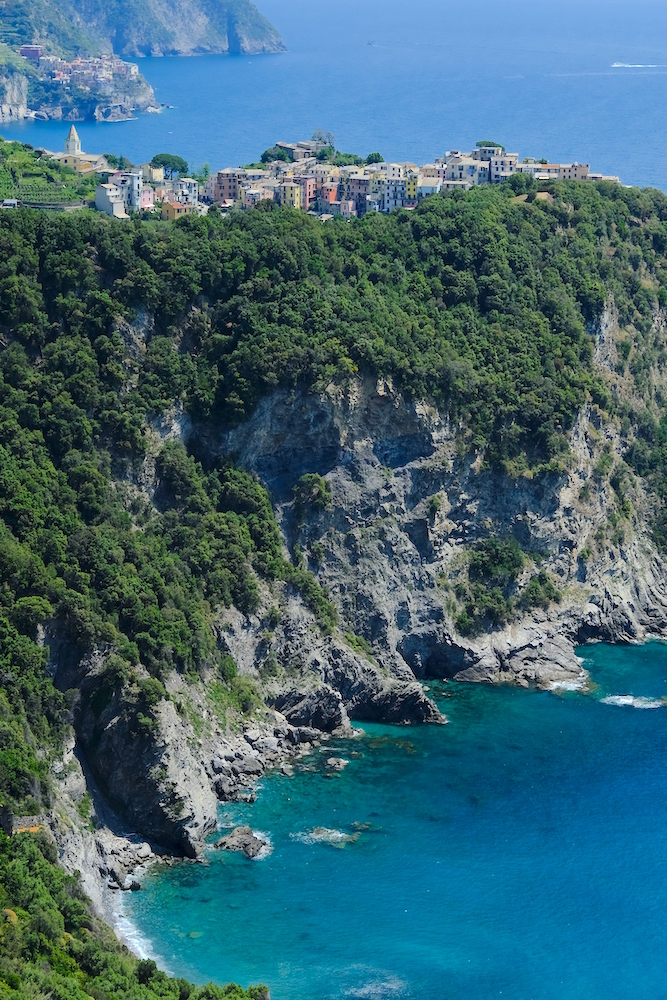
top-left (405, 171), bottom-right (418, 202)
top-left (161, 200), bottom-right (195, 221)
top-left (278, 181), bottom-right (303, 210)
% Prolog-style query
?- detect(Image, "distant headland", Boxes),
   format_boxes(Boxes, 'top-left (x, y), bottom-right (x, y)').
top-left (0, 0), bottom-right (284, 122)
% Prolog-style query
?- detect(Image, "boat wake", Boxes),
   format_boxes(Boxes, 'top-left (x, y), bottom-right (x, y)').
top-left (612, 62), bottom-right (663, 68)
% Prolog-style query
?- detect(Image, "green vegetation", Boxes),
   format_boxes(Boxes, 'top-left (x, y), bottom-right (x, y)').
top-left (151, 153), bottom-right (189, 179)
top-left (0, 137), bottom-right (96, 205)
top-left (260, 145), bottom-right (290, 164)
top-left (104, 153), bottom-right (135, 171)
top-left (344, 631), bottom-right (375, 661)
top-left (315, 149), bottom-right (384, 166)
top-left (0, 829), bottom-right (267, 1000)
top-left (453, 537), bottom-right (560, 636)
top-left (293, 474), bottom-right (332, 512)
top-left (1, 157), bottom-right (667, 990)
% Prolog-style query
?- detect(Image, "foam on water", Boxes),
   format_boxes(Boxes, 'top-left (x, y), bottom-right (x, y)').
top-left (290, 826), bottom-right (360, 847)
top-left (600, 694), bottom-right (665, 709)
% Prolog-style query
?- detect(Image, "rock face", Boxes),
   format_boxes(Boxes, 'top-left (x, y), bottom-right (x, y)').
top-left (202, 358), bottom-right (667, 694)
top-left (22, 0), bottom-right (286, 58)
top-left (0, 73), bottom-right (28, 123)
top-left (69, 657), bottom-right (218, 857)
top-left (215, 826), bottom-right (269, 858)
top-left (49, 305), bottom-right (667, 921)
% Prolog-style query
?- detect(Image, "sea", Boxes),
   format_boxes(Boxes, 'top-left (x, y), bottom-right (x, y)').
top-left (3, 0), bottom-right (667, 188)
top-left (123, 642), bottom-right (667, 1000)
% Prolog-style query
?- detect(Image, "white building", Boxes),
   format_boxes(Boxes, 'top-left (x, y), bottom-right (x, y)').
top-left (490, 153), bottom-right (519, 183)
top-left (96, 168), bottom-right (154, 217)
top-left (469, 145), bottom-right (504, 161)
top-left (110, 170), bottom-right (143, 211)
top-left (383, 177), bottom-right (406, 211)
top-left (417, 178), bottom-right (443, 199)
top-left (445, 156), bottom-right (490, 185)
top-left (168, 178), bottom-right (199, 206)
top-left (95, 183), bottom-right (128, 218)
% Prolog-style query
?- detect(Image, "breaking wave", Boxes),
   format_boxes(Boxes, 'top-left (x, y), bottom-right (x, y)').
top-left (600, 695), bottom-right (665, 709)
top-left (291, 826), bottom-right (360, 848)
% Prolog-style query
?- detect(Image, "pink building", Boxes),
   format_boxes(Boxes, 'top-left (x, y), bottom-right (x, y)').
top-left (140, 186), bottom-right (154, 210)
top-left (296, 175), bottom-right (317, 210)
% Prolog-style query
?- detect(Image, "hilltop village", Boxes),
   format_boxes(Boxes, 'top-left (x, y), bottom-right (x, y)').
top-left (88, 136), bottom-right (622, 221)
top-left (3, 130), bottom-right (622, 218)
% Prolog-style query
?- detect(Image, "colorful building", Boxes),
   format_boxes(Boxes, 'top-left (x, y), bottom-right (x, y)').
top-left (162, 201), bottom-right (195, 221)
top-left (278, 181), bottom-right (303, 209)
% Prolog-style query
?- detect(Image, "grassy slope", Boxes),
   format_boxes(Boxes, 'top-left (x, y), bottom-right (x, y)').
top-left (0, 0), bottom-right (98, 58)
top-left (0, 137), bottom-right (97, 203)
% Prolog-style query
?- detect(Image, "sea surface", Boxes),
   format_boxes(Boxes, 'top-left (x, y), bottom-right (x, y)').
top-left (124, 641), bottom-right (667, 1000)
top-left (3, 0), bottom-right (667, 188)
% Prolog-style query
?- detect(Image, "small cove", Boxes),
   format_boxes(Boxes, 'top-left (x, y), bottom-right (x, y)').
top-left (124, 642), bottom-right (667, 999)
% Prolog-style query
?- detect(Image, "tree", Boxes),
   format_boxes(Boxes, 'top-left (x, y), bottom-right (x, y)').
top-left (104, 153), bottom-right (134, 170)
top-left (312, 128), bottom-right (335, 147)
top-left (192, 162), bottom-right (211, 183)
top-left (150, 153), bottom-right (189, 178)
top-left (260, 145), bottom-right (290, 163)
top-left (365, 151), bottom-right (384, 164)
top-left (476, 140), bottom-right (504, 150)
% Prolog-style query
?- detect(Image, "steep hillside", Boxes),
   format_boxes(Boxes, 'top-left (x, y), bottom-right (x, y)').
top-left (2, 173), bottom-right (667, 961)
top-left (0, 0), bottom-right (285, 58)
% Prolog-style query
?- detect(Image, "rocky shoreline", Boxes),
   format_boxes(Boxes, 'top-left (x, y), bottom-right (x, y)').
top-left (38, 305), bottom-right (667, 947)
top-left (47, 704), bottom-right (365, 945)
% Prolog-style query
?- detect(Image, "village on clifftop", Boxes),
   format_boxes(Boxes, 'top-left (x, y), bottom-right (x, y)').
top-left (16, 128), bottom-right (623, 220)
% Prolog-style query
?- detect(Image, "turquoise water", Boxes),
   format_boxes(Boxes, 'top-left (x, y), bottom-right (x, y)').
top-left (124, 642), bottom-right (667, 999)
top-left (4, 1), bottom-right (667, 188)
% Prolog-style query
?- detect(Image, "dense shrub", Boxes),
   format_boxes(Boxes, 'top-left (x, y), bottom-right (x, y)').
top-left (0, 830), bottom-right (267, 1000)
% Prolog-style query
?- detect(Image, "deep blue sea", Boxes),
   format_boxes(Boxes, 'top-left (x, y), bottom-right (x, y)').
top-left (123, 642), bottom-right (667, 1000)
top-left (4, 0), bottom-right (667, 188)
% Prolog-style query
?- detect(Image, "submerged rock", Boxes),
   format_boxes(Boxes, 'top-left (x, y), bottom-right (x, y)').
top-left (326, 757), bottom-right (349, 770)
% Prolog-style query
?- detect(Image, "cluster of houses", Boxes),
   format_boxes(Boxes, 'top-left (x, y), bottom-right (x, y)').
top-left (19, 45), bottom-right (139, 89)
top-left (42, 129), bottom-right (198, 220)
top-left (201, 141), bottom-right (621, 219)
top-left (38, 129), bottom-right (621, 222)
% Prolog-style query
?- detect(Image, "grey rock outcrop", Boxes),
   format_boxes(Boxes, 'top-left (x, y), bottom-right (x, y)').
top-left (201, 362), bottom-right (667, 693)
top-left (214, 825), bottom-right (269, 858)
top-left (72, 659), bottom-right (217, 857)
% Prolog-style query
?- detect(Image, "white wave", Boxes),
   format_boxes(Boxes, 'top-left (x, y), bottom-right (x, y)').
top-left (612, 62), bottom-right (662, 68)
top-left (252, 830), bottom-right (274, 859)
top-left (549, 676), bottom-right (587, 692)
top-left (116, 900), bottom-right (172, 972)
top-left (600, 694), bottom-right (664, 709)
top-left (291, 826), bottom-right (360, 847)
